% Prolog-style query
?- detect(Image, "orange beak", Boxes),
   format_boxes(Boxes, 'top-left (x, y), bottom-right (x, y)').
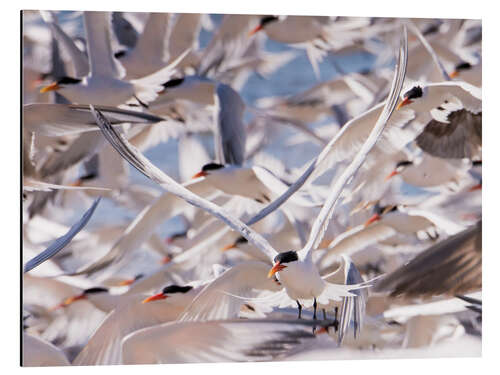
top-left (267, 262), bottom-right (287, 278)
top-left (221, 243), bottom-right (237, 252)
top-left (142, 293), bottom-right (167, 304)
top-left (364, 213), bottom-right (381, 227)
top-left (118, 278), bottom-right (136, 286)
top-left (396, 97), bottom-right (412, 110)
top-left (449, 70), bottom-right (459, 79)
top-left (385, 170), bottom-right (399, 181)
top-left (62, 293), bottom-right (87, 306)
top-left (160, 255), bottom-right (171, 265)
top-left (248, 24), bottom-right (263, 36)
top-left (468, 183), bottom-right (482, 192)
top-left (192, 171), bottom-right (207, 179)
top-left (315, 326), bottom-right (329, 335)
top-left (40, 82), bottom-right (60, 93)
top-left (69, 179), bottom-right (83, 187)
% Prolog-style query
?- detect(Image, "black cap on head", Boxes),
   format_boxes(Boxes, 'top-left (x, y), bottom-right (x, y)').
top-left (57, 76), bottom-right (82, 85)
top-left (114, 50), bottom-right (127, 59)
top-left (396, 160), bottom-right (413, 169)
top-left (201, 162), bottom-right (225, 172)
top-left (455, 61), bottom-right (472, 71)
top-left (162, 77), bottom-right (185, 89)
top-left (235, 236), bottom-right (248, 245)
top-left (260, 15), bottom-right (279, 27)
top-left (403, 86), bottom-right (423, 100)
top-left (162, 285), bottom-right (193, 295)
top-left (83, 287), bottom-right (109, 295)
top-left (375, 204), bottom-right (397, 215)
top-left (274, 251), bottom-right (298, 264)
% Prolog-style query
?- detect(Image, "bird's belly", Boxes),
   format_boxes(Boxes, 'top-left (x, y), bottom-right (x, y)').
top-left (278, 263), bottom-right (325, 300)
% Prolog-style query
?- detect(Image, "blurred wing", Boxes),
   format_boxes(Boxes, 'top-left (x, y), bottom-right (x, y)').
top-left (179, 261), bottom-right (279, 322)
top-left (84, 11), bottom-right (125, 78)
top-left (24, 197), bottom-right (101, 273)
top-left (72, 294), bottom-right (180, 365)
top-left (122, 319), bottom-right (319, 364)
top-left (213, 83), bottom-right (246, 166)
top-left (416, 109), bottom-right (481, 159)
top-left (40, 10), bottom-right (89, 77)
top-left (23, 333), bottom-right (70, 366)
top-left (374, 221), bottom-right (481, 298)
top-left (24, 104), bottom-right (164, 136)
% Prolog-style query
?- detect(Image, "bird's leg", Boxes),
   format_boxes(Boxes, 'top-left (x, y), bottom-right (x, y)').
top-left (322, 309), bottom-right (327, 320)
top-left (296, 300), bottom-right (302, 319)
top-left (312, 298), bottom-right (318, 334)
top-left (333, 306), bottom-right (339, 332)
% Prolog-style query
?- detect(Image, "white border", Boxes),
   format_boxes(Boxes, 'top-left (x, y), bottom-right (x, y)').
top-left (4, 1), bottom-right (497, 374)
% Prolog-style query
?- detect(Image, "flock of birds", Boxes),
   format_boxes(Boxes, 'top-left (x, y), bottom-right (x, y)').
top-left (22, 11), bottom-right (482, 366)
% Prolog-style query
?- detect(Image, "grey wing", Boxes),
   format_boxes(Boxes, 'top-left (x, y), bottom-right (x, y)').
top-left (374, 221), bottom-right (482, 298)
top-left (121, 319), bottom-right (325, 364)
top-left (213, 83), bottom-right (246, 166)
top-left (24, 197), bottom-right (101, 273)
top-left (23, 104), bottom-right (164, 136)
top-left (112, 12), bottom-right (139, 49)
top-left (416, 109), bottom-right (482, 159)
top-left (338, 257), bottom-right (367, 344)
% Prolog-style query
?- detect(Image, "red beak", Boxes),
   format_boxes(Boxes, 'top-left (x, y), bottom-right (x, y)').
top-left (221, 243), bottom-right (237, 252)
top-left (192, 171), bottom-right (207, 179)
top-left (385, 170), bottom-right (399, 181)
top-left (248, 24), bottom-right (263, 36)
top-left (142, 293), bottom-right (167, 304)
top-left (364, 213), bottom-right (381, 227)
top-left (468, 183), bottom-right (482, 192)
top-left (160, 255), bottom-right (171, 265)
top-left (449, 70), bottom-right (459, 78)
top-left (396, 97), bottom-right (412, 110)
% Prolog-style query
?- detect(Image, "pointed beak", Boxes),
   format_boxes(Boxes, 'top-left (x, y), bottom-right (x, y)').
top-left (248, 24), bottom-right (263, 36)
top-left (364, 213), bottom-right (381, 227)
top-left (40, 82), bottom-right (60, 93)
top-left (468, 183), bottom-right (482, 192)
top-left (118, 278), bottom-right (136, 286)
top-left (449, 70), bottom-right (459, 78)
top-left (142, 292), bottom-right (167, 304)
top-left (221, 243), bottom-right (237, 252)
top-left (191, 171), bottom-right (207, 179)
top-left (267, 262), bottom-right (287, 278)
top-left (69, 179), bottom-right (83, 187)
top-left (396, 97), bottom-right (412, 110)
top-left (160, 255), bottom-right (171, 265)
top-left (315, 326), bottom-right (329, 335)
top-left (385, 170), bottom-right (399, 181)
top-left (62, 293), bottom-right (87, 307)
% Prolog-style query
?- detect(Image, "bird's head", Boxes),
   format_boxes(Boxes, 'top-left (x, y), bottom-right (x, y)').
top-left (40, 76), bottom-right (82, 93)
top-left (142, 285), bottom-right (193, 303)
top-left (450, 61), bottom-right (473, 79)
top-left (267, 250), bottom-right (298, 278)
top-left (364, 204), bottom-right (397, 227)
top-left (221, 236), bottom-right (248, 252)
top-left (385, 160), bottom-right (414, 181)
top-left (118, 273), bottom-right (145, 286)
top-left (249, 15), bottom-right (279, 36)
top-left (51, 287), bottom-right (109, 310)
top-left (191, 162), bottom-right (225, 179)
top-left (396, 85), bottom-right (425, 110)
